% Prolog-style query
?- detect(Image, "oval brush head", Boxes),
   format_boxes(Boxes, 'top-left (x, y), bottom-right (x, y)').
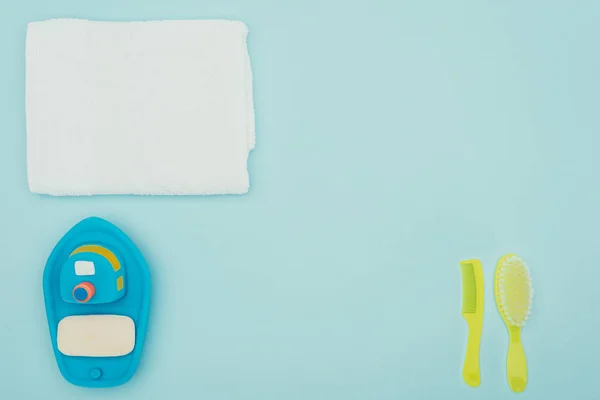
top-left (494, 254), bottom-right (533, 393)
top-left (496, 255), bottom-right (533, 327)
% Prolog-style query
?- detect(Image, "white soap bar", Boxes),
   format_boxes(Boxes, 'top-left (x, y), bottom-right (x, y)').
top-left (57, 315), bottom-right (135, 357)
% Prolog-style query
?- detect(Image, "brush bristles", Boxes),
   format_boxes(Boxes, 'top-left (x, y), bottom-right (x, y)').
top-left (497, 255), bottom-right (533, 327)
top-left (461, 263), bottom-right (477, 314)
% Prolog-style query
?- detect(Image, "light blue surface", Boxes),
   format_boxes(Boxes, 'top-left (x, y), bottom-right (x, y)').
top-left (44, 217), bottom-right (151, 388)
top-left (0, 0), bottom-right (599, 399)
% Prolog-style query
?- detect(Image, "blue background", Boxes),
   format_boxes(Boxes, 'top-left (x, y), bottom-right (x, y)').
top-left (1, 1), bottom-right (598, 399)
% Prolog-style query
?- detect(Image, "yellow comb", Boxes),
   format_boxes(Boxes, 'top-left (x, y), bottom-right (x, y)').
top-left (460, 259), bottom-right (484, 387)
top-left (494, 254), bottom-right (533, 393)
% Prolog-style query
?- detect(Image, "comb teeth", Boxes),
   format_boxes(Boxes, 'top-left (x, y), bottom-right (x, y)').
top-left (461, 263), bottom-right (477, 314)
top-left (497, 255), bottom-right (533, 327)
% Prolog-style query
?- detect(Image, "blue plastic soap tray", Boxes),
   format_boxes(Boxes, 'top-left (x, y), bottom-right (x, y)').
top-left (43, 217), bottom-right (151, 388)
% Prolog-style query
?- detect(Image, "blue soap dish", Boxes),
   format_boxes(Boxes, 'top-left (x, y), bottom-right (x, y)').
top-left (43, 217), bottom-right (151, 388)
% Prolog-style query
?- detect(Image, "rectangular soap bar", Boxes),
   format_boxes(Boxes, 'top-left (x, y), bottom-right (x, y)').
top-left (57, 315), bottom-right (136, 357)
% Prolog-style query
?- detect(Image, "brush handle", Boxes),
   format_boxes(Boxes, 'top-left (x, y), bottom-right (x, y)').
top-left (507, 326), bottom-right (527, 392)
top-left (462, 315), bottom-right (482, 387)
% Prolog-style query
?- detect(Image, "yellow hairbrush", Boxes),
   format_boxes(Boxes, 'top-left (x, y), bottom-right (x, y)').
top-left (460, 259), bottom-right (484, 387)
top-left (494, 254), bottom-right (533, 393)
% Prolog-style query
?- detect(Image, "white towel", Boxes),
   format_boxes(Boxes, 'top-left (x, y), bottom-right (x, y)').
top-left (26, 18), bottom-right (255, 196)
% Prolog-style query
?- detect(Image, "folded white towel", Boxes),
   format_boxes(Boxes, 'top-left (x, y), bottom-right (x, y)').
top-left (26, 18), bottom-right (255, 195)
